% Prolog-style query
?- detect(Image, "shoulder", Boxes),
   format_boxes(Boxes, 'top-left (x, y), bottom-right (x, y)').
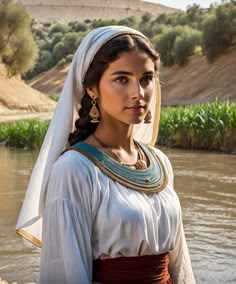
top-left (47, 150), bottom-right (97, 195)
top-left (45, 150), bottom-right (96, 206)
top-left (51, 149), bottom-right (96, 178)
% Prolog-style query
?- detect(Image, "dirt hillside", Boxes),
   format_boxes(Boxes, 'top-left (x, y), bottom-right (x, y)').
top-left (160, 48), bottom-right (236, 105)
top-left (28, 64), bottom-right (70, 95)
top-left (29, 48), bottom-right (236, 106)
top-left (0, 64), bottom-right (56, 122)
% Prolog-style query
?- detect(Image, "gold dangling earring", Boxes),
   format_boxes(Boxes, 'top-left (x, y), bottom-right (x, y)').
top-left (89, 98), bottom-right (100, 123)
top-left (144, 110), bottom-right (152, 124)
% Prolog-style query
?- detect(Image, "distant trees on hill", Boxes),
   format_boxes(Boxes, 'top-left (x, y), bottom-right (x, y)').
top-left (1, 0), bottom-right (234, 79)
top-left (202, 2), bottom-right (236, 61)
top-left (154, 25), bottom-right (202, 66)
top-left (25, 1), bottom-right (235, 80)
top-left (0, 0), bottom-right (38, 76)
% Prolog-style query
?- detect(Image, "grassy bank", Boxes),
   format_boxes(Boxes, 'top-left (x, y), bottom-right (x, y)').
top-left (0, 100), bottom-right (235, 152)
top-left (0, 120), bottom-right (50, 148)
top-left (158, 100), bottom-right (236, 153)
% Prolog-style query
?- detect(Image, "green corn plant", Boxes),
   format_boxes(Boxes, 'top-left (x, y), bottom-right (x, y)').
top-left (158, 100), bottom-right (236, 153)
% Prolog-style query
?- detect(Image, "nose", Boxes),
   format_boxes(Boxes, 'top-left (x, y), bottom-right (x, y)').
top-left (131, 80), bottom-right (144, 99)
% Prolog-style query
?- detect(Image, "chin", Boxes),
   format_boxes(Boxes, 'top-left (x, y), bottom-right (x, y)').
top-left (128, 118), bottom-right (144, 125)
top-left (119, 115), bottom-right (145, 125)
top-left (133, 120), bottom-right (143, 125)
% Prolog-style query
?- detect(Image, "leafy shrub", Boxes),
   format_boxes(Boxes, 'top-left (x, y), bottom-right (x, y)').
top-left (51, 32), bottom-right (64, 45)
top-left (155, 27), bottom-right (178, 66)
top-left (43, 22), bottom-right (52, 28)
top-left (52, 42), bottom-right (65, 62)
top-left (57, 54), bottom-right (74, 67)
top-left (202, 3), bottom-right (236, 61)
top-left (68, 21), bottom-right (87, 32)
top-left (49, 23), bottom-right (67, 35)
top-left (173, 28), bottom-right (202, 65)
top-left (40, 50), bottom-right (55, 70)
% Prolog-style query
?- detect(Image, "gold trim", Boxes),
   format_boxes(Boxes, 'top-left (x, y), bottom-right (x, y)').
top-left (16, 229), bottom-right (42, 248)
top-left (149, 77), bottom-right (161, 146)
top-left (67, 145), bottom-right (168, 194)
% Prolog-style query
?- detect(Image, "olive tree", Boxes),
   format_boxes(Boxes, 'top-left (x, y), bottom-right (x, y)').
top-left (0, 0), bottom-right (38, 76)
top-left (202, 2), bottom-right (236, 61)
top-left (173, 28), bottom-right (202, 65)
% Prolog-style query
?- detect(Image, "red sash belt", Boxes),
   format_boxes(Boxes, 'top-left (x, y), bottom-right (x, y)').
top-left (92, 252), bottom-right (174, 283)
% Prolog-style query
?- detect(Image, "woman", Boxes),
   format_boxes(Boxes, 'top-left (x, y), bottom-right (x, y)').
top-left (16, 26), bottom-right (195, 283)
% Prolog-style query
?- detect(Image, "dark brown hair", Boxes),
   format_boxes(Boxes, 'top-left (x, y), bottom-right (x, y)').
top-left (69, 33), bottom-right (159, 145)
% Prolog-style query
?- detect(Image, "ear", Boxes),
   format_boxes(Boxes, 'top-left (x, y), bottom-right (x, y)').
top-left (85, 86), bottom-right (99, 100)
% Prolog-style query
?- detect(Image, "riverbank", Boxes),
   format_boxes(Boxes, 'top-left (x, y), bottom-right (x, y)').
top-left (0, 120), bottom-right (50, 148)
top-left (0, 100), bottom-right (235, 153)
top-left (0, 278), bottom-right (36, 284)
top-left (0, 110), bottom-right (53, 123)
top-left (0, 278), bottom-right (35, 284)
top-left (158, 100), bottom-right (236, 153)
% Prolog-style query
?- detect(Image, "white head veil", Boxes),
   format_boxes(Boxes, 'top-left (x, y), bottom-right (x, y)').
top-left (16, 26), bottom-right (161, 247)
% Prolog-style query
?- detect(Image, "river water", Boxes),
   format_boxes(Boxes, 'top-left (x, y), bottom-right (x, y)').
top-left (0, 146), bottom-right (235, 283)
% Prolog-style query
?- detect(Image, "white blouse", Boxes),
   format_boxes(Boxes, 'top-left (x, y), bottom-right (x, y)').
top-left (39, 147), bottom-right (196, 284)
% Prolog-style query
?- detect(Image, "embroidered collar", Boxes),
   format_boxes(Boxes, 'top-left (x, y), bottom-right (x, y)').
top-left (71, 142), bottom-right (168, 194)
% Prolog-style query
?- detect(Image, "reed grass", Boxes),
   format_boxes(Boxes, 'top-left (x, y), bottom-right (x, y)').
top-left (0, 100), bottom-right (235, 152)
top-left (158, 100), bottom-right (236, 152)
top-left (0, 120), bottom-right (50, 148)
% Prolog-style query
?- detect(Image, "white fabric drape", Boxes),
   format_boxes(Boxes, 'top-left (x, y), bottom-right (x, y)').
top-left (39, 148), bottom-right (195, 284)
top-left (16, 26), bottom-right (161, 246)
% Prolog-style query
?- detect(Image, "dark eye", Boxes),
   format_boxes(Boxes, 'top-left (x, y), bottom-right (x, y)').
top-left (140, 75), bottom-right (154, 85)
top-left (115, 76), bottom-right (128, 84)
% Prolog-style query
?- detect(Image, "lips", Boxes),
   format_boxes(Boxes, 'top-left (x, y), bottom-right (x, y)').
top-left (126, 105), bottom-right (144, 109)
top-left (125, 105), bottom-right (145, 113)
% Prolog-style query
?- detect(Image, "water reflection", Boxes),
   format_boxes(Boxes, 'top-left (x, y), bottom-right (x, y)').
top-left (0, 146), bottom-right (235, 283)
top-left (162, 147), bottom-right (236, 283)
top-left (0, 147), bottom-right (40, 283)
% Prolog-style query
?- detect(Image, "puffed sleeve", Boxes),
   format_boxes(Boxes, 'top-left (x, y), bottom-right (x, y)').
top-left (39, 152), bottom-right (94, 284)
top-left (169, 221), bottom-right (196, 283)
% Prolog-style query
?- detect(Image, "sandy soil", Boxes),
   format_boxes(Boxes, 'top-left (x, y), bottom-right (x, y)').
top-left (160, 48), bottom-right (236, 105)
top-left (0, 110), bottom-right (53, 122)
top-left (0, 64), bottom-right (56, 122)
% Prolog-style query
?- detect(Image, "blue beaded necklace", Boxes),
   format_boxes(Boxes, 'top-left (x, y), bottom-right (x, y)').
top-left (70, 141), bottom-right (168, 194)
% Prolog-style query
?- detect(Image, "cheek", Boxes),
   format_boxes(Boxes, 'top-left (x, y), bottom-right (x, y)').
top-left (98, 86), bottom-right (118, 109)
top-left (99, 82), bottom-right (122, 102)
top-left (145, 85), bottom-right (155, 102)
top-left (99, 81), bottom-right (115, 96)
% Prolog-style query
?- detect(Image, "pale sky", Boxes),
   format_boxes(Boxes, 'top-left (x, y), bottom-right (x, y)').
top-left (143, 0), bottom-right (223, 10)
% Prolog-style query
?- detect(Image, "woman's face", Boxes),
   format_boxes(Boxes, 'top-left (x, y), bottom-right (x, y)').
top-left (87, 50), bottom-right (156, 126)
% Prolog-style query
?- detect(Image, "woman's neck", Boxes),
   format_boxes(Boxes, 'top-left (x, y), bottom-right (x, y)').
top-left (83, 120), bottom-right (147, 168)
top-left (94, 121), bottom-right (135, 152)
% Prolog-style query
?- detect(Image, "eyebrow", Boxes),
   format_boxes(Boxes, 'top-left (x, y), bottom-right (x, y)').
top-left (110, 71), bottom-right (154, 76)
